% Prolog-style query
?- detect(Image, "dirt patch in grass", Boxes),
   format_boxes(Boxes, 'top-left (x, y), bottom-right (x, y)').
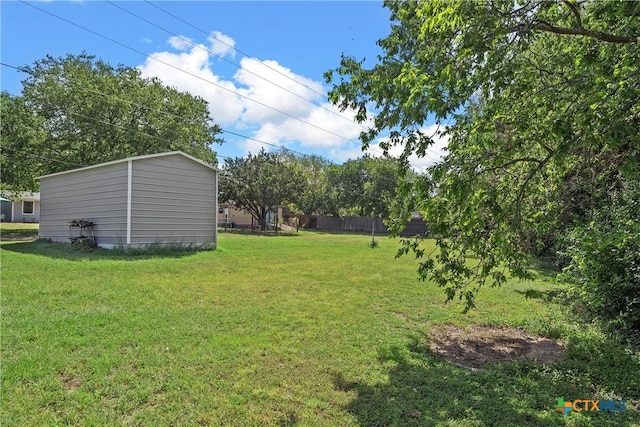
top-left (428, 325), bottom-right (565, 370)
top-left (59, 371), bottom-right (82, 392)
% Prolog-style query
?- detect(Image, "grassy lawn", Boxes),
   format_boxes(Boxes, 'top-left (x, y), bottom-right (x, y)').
top-left (2, 226), bottom-right (638, 426)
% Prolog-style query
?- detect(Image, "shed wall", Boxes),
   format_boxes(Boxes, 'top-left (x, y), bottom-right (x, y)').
top-left (39, 163), bottom-right (128, 244)
top-left (130, 155), bottom-right (217, 247)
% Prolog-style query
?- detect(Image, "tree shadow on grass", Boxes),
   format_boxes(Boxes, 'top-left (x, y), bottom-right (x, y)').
top-left (336, 332), bottom-right (640, 426)
top-left (0, 240), bottom-right (204, 261)
top-left (514, 288), bottom-right (570, 304)
top-left (0, 228), bottom-right (39, 241)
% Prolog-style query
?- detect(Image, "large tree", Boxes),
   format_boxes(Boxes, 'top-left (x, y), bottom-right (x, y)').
top-left (1, 53), bottom-right (222, 191)
top-left (0, 92), bottom-right (47, 192)
top-left (283, 152), bottom-right (336, 228)
top-left (328, 155), bottom-right (404, 218)
top-left (326, 1), bottom-right (640, 312)
top-left (220, 148), bottom-right (305, 231)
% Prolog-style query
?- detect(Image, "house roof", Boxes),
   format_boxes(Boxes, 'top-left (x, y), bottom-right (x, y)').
top-left (0, 191), bottom-right (41, 201)
top-left (38, 151), bottom-right (218, 180)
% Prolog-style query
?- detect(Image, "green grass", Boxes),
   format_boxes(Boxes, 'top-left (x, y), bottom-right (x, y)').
top-left (1, 228), bottom-right (638, 426)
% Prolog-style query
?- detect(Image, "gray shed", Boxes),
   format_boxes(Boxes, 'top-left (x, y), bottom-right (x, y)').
top-left (39, 151), bottom-right (218, 249)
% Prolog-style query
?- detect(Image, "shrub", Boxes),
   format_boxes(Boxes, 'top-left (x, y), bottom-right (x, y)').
top-left (560, 181), bottom-right (640, 339)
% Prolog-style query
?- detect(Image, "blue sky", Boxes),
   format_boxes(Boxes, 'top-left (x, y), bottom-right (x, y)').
top-left (1, 1), bottom-right (445, 168)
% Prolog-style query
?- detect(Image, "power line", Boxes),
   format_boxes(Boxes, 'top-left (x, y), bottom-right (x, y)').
top-left (138, 1), bottom-right (446, 161)
top-left (14, 1), bottom-right (445, 165)
top-left (1, 66), bottom-right (322, 167)
top-left (2, 94), bottom-right (397, 208)
top-left (106, 0), bottom-right (367, 133)
top-left (2, 83), bottom-right (436, 222)
top-left (1, 145), bottom-right (88, 168)
top-left (1, 62), bottom-right (27, 73)
top-left (2, 60), bottom-right (443, 185)
top-left (1, 61), bottom-right (313, 161)
top-left (144, 0), bottom-right (329, 101)
top-left (17, 0), bottom-right (365, 148)
top-left (2, 73), bottom-right (410, 207)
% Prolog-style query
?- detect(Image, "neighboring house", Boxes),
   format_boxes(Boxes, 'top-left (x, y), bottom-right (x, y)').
top-left (0, 192), bottom-right (41, 223)
top-left (218, 204), bottom-right (253, 228)
top-left (38, 151), bottom-right (218, 249)
top-left (218, 203), bottom-right (283, 229)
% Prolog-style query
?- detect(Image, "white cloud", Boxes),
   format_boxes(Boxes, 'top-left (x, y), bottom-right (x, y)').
top-left (244, 102), bottom-right (368, 153)
top-left (328, 143), bottom-right (370, 163)
top-left (167, 35), bottom-right (193, 51)
top-left (240, 123), bottom-right (283, 155)
top-left (371, 124), bottom-right (449, 172)
top-left (139, 31), bottom-right (441, 167)
top-left (208, 31), bottom-right (236, 58)
top-left (138, 41), bottom-right (244, 126)
top-left (234, 58), bottom-right (325, 125)
top-left (328, 124), bottom-right (449, 171)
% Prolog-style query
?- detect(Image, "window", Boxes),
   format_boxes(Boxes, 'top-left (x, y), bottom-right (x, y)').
top-left (22, 201), bottom-right (34, 215)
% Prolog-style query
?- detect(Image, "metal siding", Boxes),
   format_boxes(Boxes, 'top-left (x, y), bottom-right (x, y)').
top-left (39, 163), bottom-right (128, 245)
top-left (130, 154), bottom-right (217, 246)
top-left (213, 171), bottom-right (218, 247)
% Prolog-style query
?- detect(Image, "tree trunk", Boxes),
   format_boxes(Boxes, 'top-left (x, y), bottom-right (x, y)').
top-left (304, 214), bottom-right (314, 229)
top-left (260, 206), bottom-right (268, 231)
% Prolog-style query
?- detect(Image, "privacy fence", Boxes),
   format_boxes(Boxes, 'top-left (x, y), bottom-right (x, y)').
top-left (312, 216), bottom-right (428, 237)
top-left (316, 215), bottom-right (387, 233)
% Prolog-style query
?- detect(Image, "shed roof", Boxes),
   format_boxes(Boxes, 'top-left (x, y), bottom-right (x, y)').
top-left (38, 151), bottom-right (218, 180)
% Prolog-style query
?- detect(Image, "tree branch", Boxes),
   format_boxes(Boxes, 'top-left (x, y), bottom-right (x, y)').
top-left (562, 0), bottom-right (583, 28)
top-left (513, 150), bottom-right (554, 241)
top-left (473, 156), bottom-right (546, 180)
top-left (507, 21), bottom-right (638, 43)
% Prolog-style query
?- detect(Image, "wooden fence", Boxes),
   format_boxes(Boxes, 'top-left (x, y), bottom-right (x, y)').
top-left (314, 216), bottom-right (428, 236)
top-left (400, 218), bottom-right (429, 237)
top-left (315, 215), bottom-right (388, 233)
